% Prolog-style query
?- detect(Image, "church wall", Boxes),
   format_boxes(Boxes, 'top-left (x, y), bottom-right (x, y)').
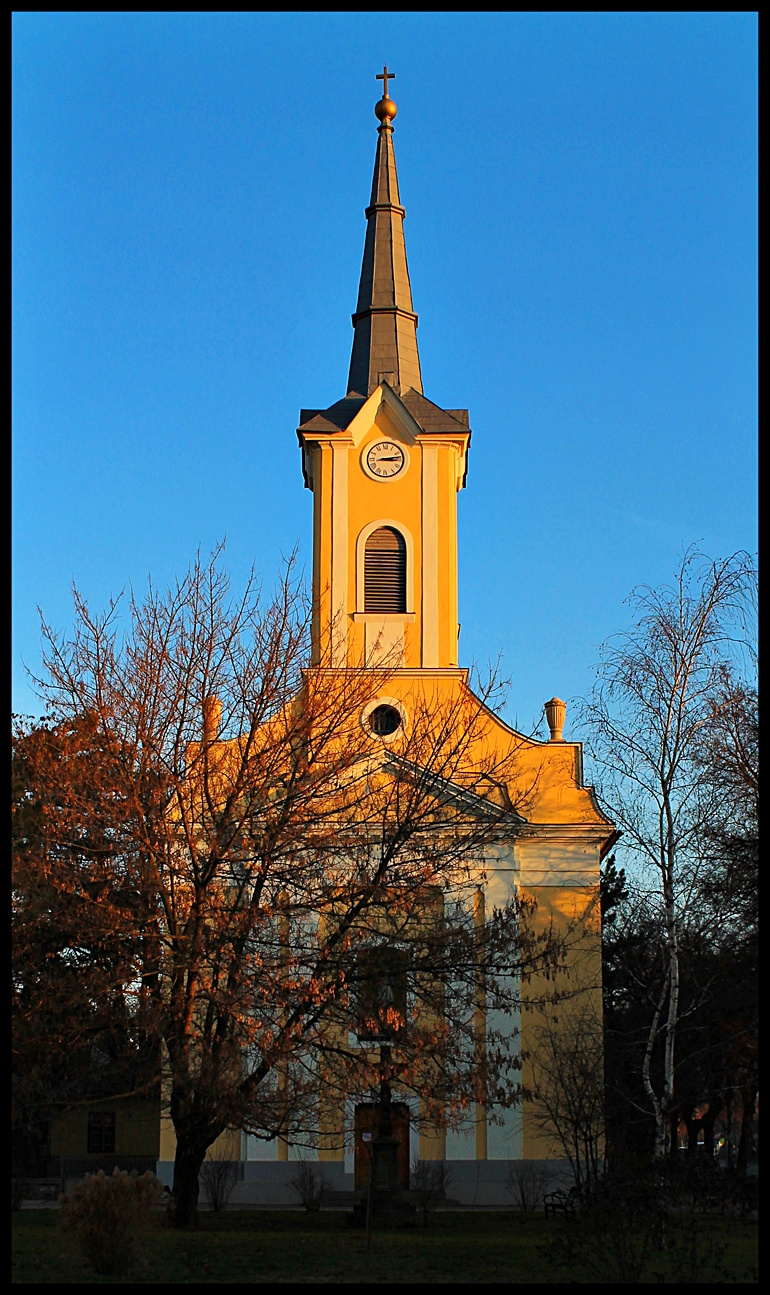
top-left (446, 1122), bottom-right (477, 1160)
top-left (430, 1159), bottom-right (572, 1206)
top-left (159, 1120), bottom-right (242, 1165)
top-left (463, 836), bottom-right (605, 1165)
top-left (477, 850), bottom-right (524, 1161)
top-left (519, 877), bottom-right (603, 1161)
top-left (245, 1134), bottom-right (279, 1161)
top-left (52, 1099), bottom-right (160, 1160)
top-left (153, 816), bottom-right (605, 1186)
top-left (156, 1157), bottom-right (574, 1207)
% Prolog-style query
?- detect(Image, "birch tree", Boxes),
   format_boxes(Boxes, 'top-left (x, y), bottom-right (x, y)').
top-left (581, 548), bottom-right (756, 1157)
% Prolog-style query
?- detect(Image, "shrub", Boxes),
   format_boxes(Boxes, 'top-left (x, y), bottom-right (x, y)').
top-left (410, 1158), bottom-right (454, 1223)
top-left (60, 1168), bottom-right (162, 1276)
top-left (291, 1159), bottom-right (325, 1211)
top-left (544, 1157), bottom-right (741, 1284)
top-left (200, 1148), bottom-right (238, 1212)
top-left (504, 1161), bottom-right (553, 1212)
top-left (544, 1167), bottom-right (665, 1284)
top-left (659, 1154), bottom-right (757, 1219)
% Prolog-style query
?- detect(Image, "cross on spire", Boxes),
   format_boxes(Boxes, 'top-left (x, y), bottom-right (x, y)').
top-left (376, 65), bottom-right (395, 98)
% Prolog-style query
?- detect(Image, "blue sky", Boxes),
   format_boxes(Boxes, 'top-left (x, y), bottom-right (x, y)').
top-left (13, 12), bottom-right (757, 737)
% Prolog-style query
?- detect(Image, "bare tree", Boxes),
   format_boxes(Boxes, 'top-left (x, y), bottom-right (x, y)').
top-left (688, 668), bottom-right (758, 1173)
top-left (410, 1156), bottom-right (454, 1222)
top-left (580, 547), bottom-right (756, 1157)
top-left (291, 1158), bottom-right (325, 1211)
top-left (504, 1159), bottom-right (552, 1212)
top-left (20, 547), bottom-right (565, 1227)
top-left (530, 1001), bottom-right (606, 1189)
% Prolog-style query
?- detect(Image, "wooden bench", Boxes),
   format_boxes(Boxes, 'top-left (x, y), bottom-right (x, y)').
top-left (543, 1187), bottom-right (578, 1219)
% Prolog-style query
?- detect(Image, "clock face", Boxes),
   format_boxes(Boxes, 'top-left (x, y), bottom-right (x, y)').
top-left (365, 441), bottom-right (406, 479)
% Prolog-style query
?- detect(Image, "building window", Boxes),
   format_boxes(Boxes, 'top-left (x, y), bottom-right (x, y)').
top-left (356, 946), bottom-right (408, 1041)
top-left (87, 1112), bottom-right (116, 1154)
top-left (368, 704), bottom-right (403, 737)
top-left (361, 697), bottom-right (408, 743)
top-left (364, 527), bottom-right (406, 614)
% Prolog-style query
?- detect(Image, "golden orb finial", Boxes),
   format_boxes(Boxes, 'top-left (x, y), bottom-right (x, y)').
top-left (375, 64), bottom-right (397, 123)
top-left (375, 95), bottom-right (397, 122)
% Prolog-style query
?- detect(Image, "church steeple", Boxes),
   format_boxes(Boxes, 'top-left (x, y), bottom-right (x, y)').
top-left (347, 70), bottom-right (423, 398)
top-left (298, 73), bottom-right (471, 672)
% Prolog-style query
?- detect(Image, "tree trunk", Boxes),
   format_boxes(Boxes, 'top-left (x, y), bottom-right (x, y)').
top-left (725, 1094), bottom-right (733, 1169)
top-left (682, 1110), bottom-right (699, 1153)
top-left (701, 1103), bottom-right (718, 1157)
top-left (668, 1111), bottom-right (681, 1156)
top-left (170, 1139), bottom-right (208, 1229)
top-left (735, 1081), bottom-right (758, 1176)
top-left (643, 971), bottom-right (669, 1156)
top-left (657, 831), bottom-right (680, 1160)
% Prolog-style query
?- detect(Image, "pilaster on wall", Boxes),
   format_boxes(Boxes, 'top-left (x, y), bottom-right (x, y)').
top-left (159, 1110), bottom-right (176, 1163)
top-left (317, 1042), bottom-right (346, 1163)
top-left (421, 443), bottom-right (439, 667)
top-left (474, 887), bottom-right (487, 1160)
top-left (447, 444), bottom-right (459, 667)
top-left (330, 442), bottom-right (349, 665)
top-left (418, 1117), bottom-right (447, 1161)
top-left (317, 1104), bottom-right (345, 1163)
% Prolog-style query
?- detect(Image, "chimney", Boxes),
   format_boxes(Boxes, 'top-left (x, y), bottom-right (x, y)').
top-left (202, 695), bottom-right (222, 744)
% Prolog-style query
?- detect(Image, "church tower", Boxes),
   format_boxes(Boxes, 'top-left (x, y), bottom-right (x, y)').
top-left (297, 72), bottom-right (470, 674)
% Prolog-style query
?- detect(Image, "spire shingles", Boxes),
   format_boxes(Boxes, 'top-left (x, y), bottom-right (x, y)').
top-left (347, 120), bottom-right (423, 398)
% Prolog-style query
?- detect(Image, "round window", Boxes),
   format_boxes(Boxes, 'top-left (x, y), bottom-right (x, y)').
top-left (368, 704), bottom-right (403, 737)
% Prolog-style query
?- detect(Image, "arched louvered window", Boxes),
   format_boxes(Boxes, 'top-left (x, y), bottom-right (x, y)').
top-left (364, 527), bottom-right (407, 614)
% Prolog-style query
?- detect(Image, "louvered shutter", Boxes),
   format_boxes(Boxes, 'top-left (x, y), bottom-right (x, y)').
top-left (364, 527), bottom-right (406, 613)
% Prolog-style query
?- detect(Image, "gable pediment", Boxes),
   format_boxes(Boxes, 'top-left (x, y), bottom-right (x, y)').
top-left (380, 751), bottom-right (527, 827)
top-left (346, 382), bottom-right (422, 447)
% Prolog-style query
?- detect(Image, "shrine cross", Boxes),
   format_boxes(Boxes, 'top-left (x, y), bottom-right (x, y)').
top-left (376, 65), bottom-right (395, 98)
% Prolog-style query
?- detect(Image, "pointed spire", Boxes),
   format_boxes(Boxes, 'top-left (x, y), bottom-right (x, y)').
top-left (347, 73), bottom-right (423, 398)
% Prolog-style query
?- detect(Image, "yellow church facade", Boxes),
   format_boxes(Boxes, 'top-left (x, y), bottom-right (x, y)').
top-left (155, 75), bottom-right (616, 1205)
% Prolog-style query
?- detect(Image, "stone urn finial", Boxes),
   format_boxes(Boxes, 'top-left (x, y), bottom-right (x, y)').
top-left (544, 697), bottom-right (566, 742)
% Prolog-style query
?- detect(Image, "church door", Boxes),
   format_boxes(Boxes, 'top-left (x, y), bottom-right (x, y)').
top-left (354, 1102), bottom-right (410, 1189)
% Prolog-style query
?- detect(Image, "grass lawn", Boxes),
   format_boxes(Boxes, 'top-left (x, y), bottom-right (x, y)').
top-left (12, 1208), bottom-right (758, 1284)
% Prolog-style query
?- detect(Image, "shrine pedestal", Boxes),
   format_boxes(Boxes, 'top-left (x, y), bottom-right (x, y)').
top-left (349, 1135), bottom-right (416, 1229)
top-left (371, 1135), bottom-right (401, 1191)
